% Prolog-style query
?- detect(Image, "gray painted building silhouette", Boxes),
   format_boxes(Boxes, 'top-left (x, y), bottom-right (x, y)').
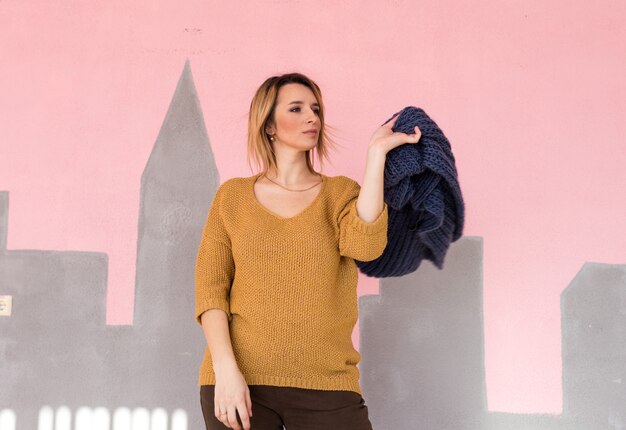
top-left (359, 237), bottom-right (487, 429)
top-left (2, 59), bottom-right (625, 429)
top-left (561, 263), bottom-right (626, 429)
top-left (359, 235), bottom-right (626, 429)
top-left (0, 59), bottom-right (216, 429)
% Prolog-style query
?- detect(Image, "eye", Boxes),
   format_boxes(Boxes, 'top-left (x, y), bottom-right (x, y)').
top-left (290, 107), bottom-right (321, 114)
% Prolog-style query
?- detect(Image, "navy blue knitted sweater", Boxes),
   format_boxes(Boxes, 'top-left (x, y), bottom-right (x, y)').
top-left (355, 106), bottom-right (465, 277)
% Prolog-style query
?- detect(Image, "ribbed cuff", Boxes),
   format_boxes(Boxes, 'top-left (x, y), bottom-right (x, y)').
top-left (195, 297), bottom-right (231, 325)
top-left (345, 200), bottom-right (388, 234)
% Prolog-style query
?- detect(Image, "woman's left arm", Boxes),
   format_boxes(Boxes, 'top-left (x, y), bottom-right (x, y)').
top-left (356, 114), bottom-right (421, 223)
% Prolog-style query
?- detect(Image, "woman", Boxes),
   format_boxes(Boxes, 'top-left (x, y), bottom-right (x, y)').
top-left (195, 72), bottom-right (421, 430)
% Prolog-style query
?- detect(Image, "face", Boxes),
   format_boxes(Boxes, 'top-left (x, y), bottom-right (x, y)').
top-left (266, 83), bottom-right (321, 152)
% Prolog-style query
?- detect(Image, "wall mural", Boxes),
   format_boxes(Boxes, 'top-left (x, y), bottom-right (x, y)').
top-left (1, 61), bottom-right (624, 430)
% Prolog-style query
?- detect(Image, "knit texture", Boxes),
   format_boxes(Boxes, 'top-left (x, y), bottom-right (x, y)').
top-left (195, 173), bottom-right (388, 395)
top-left (355, 106), bottom-right (465, 277)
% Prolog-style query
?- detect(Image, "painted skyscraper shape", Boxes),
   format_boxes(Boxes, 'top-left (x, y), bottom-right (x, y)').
top-left (359, 236), bottom-right (487, 429)
top-left (130, 56), bottom-right (220, 413)
top-left (0, 59), bottom-right (218, 429)
top-left (561, 263), bottom-right (626, 428)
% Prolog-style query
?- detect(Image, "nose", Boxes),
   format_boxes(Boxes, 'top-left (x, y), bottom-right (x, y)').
top-left (307, 110), bottom-right (319, 124)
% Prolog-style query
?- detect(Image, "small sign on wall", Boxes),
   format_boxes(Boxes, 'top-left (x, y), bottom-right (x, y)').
top-left (0, 295), bottom-right (12, 316)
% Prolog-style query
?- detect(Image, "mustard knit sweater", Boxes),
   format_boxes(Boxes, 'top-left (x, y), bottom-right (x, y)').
top-left (194, 172), bottom-right (388, 395)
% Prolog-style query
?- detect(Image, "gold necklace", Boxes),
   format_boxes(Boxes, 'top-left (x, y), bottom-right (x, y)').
top-left (262, 174), bottom-right (323, 192)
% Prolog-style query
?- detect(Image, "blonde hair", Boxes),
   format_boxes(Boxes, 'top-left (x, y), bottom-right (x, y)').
top-left (246, 72), bottom-right (339, 176)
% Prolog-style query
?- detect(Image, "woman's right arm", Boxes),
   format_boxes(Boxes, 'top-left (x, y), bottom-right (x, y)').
top-left (200, 309), bottom-right (253, 430)
top-left (200, 308), bottom-right (238, 373)
top-left (195, 183), bottom-right (253, 430)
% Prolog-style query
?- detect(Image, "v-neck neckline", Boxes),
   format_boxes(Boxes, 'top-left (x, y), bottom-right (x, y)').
top-left (250, 172), bottom-right (327, 221)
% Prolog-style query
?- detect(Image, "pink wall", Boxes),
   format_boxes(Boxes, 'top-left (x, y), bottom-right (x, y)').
top-left (1, 0), bottom-right (624, 415)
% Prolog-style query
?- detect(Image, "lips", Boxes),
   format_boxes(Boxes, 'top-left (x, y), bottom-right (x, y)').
top-left (304, 130), bottom-right (318, 135)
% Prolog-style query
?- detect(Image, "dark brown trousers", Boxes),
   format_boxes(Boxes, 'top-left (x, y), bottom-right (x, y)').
top-left (200, 384), bottom-right (374, 430)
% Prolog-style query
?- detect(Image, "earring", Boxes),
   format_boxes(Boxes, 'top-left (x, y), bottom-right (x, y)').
top-left (269, 134), bottom-right (275, 142)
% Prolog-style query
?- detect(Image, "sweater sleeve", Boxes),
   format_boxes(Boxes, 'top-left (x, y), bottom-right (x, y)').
top-left (195, 183), bottom-right (235, 326)
top-left (337, 178), bottom-right (389, 262)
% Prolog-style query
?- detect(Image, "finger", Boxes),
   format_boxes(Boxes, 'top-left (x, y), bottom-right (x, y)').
top-left (381, 113), bottom-right (400, 128)
top-left (219, 414), bottom-right (231, 429)
top-left (402, 129), bottom-right (421, 140)
top-left (405, 135), bottom-right (420, 144)
top-left (228, 405), bottom-right (241, 430)
top-left (216, 403), bottom-right (228, 425)
top-left (218, 413), bottom-right (230, 427)
top-left (392, 131), bottom-right (416, 140)
top-left (408, 132), bottom-right (421, 141)
top-left (238, 402), bottom-right (251, 430)
top-left (384, 113), bottom-right (400, 128)
top-left (389, 134), bottom-right (418, 149)
top-left (246, 389), bottom-right (253, 417)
